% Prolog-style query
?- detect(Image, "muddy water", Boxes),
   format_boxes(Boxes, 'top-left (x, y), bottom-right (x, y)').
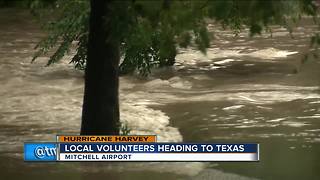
top-left (0, 9), bottom-right (320, 180)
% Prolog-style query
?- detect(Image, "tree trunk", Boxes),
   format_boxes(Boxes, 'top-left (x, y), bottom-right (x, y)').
top-left (81, 0), bottom-right (120, 135)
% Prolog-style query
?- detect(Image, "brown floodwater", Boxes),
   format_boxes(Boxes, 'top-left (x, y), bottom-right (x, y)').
top-left (0, 8), bottom-right (320, 180)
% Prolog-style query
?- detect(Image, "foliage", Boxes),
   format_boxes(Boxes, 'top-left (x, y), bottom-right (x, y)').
top-left (119, 121), bottom-right (131, 136)
top-left (30, 0), bottom-right (89, 69)
top-left (30, 0), bottom-right (319, 75)
top-left (206, 0), bottom-right (318, 36)
top-left (0, 0), bottom-right (32, 7)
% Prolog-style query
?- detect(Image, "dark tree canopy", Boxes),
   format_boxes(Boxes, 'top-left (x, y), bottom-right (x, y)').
top-left (30, 0), bottom-right (319, 76)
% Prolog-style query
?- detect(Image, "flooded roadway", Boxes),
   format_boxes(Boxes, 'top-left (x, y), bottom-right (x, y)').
top-left (0, 9), bottom-right (320, 180)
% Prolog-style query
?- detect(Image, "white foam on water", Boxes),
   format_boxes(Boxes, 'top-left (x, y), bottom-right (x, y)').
top-left (282, 121), bottom-right (310, 127)
top-left (222, 105), bottom-right (245, 111)
top-left (120, 102), bottom-right (182, 142)
top-left (267, 118), bottom-right (287, 122)
top-left (192, 74), bottom-right (211, 80)
top-left (214, 58), bottom-right (240, 65)
top-left (305, 129), bottom-right (320, 132)
top-left (168, 77), bottom-right (192, 89)
top-left (309, 101), bottom-right (320, 104)
top-left (176, 47), bottom-right (298, 66)
top-left (256, 106), bottom-right (273, 110)
top-left (237, 95), bottom-right (257, 102)
top-left (249, 48), bottom-right (298, 59)
top-left (142, 77), bottom-right (193, 90)
top-left (143, 78), bottom-right (170, 88)
top-left (135, 83), bottom-right (320, 105)
top-left (296, 115), bottom-right (320, 119)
